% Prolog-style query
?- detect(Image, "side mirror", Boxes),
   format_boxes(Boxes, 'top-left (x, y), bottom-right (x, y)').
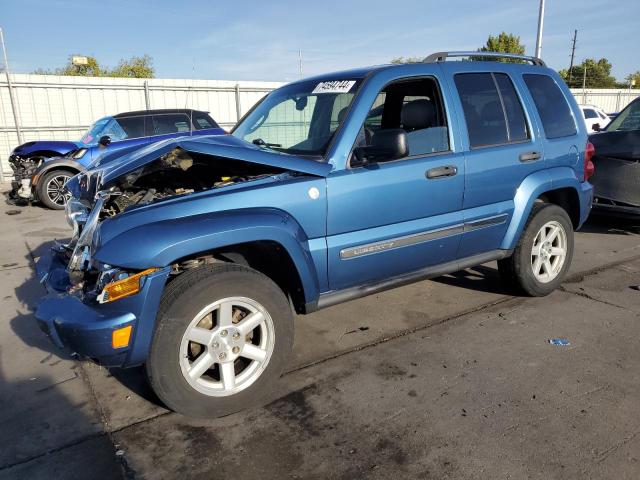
top-left (352, 128), bottom-right (408, 166)
top-left (592, 123), bottom-right (601, 132)
top-left (98, 135), bottom-right (112, 147)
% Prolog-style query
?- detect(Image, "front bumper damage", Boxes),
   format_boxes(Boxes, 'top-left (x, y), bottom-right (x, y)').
top-left (8, 154), bottom-right (41, 202)
top-left (35, 246), bottom-right (170, 367)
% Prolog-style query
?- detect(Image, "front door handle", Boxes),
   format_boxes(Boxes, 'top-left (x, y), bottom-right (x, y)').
top-left (519, 151), bottom-right (542, 162)
top-left (426, 165), bottom-right (458, 179)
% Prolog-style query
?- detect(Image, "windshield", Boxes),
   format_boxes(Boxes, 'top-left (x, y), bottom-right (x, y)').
top-left (233, 78), bottom-right (362, 157)
top-left (80, 117), bottom-right (131, 145)
top-left (606, 99), bottom-right (640, 132)
top-left (80, 117), bottom-right (111, 145)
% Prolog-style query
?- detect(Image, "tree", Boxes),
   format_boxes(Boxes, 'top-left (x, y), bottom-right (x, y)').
top-left (33, 54), bottom-right (155, 78)
top-left (390, 56), bottom-right (423, 64)
top-left (476, 32), bottom-right (526, 62)
top-left (558, 58), bottom-right (618, 88)
top-left (108, 55), bottom-right (154, 78)
top-left (624, 71), bottom-right (640, 88)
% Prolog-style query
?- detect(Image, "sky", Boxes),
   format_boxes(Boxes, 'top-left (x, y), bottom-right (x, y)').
top-left (2, 0), bottom-right (638, 82)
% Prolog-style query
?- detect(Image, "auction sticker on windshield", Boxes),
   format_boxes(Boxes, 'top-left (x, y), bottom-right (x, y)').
top-left (312, 80), bottom-right (356, 94)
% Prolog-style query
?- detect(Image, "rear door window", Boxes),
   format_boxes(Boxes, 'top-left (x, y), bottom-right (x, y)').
top-left (523, 74), bottom-right (577, 139)
top-left (454, 72), bottom-right (529, 148)
top-left (152, 113), bottom-right (191, 135)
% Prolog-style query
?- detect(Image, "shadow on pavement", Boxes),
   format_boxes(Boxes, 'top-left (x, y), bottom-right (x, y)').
top-left (10, 239), bottom-right (165, 412)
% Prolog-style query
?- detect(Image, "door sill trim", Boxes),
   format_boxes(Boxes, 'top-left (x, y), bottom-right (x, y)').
top-left (309, 249), bottom-right (512, 312)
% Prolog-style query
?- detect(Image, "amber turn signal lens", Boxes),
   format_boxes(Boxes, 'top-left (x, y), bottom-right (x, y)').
top-left (112, 325), bottom-right (133, 349)
top-left (102, 268), bottom-right (158, 303)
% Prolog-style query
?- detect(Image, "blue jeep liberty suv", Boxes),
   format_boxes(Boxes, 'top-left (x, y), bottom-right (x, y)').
top-left (36, 52), bottom-right (595, 417)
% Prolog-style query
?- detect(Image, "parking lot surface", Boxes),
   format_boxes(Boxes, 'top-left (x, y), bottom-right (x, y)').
top-left (1, 192), bottom-right (639, 479)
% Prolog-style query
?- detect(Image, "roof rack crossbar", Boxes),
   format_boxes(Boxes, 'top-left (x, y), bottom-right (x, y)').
top-left (423, 51), bottom-right (546, 67)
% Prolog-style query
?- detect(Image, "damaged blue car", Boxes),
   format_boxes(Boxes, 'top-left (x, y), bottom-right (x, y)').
top-left (36, 52), bottom-right (594, 417)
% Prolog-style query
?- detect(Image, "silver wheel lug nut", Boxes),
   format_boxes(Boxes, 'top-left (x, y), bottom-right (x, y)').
top-left (218, 352), bottom-right (226, 360)
top-left (232, 346), bottom-right (240, 354)
top-left (220, 330), bottom-right (228, 337)
top-left (232, 332), bottom-right (240, 340)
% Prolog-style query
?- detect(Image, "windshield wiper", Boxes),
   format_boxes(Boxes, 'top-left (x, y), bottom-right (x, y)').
top-left (252, 138), bottom-right (282, 148)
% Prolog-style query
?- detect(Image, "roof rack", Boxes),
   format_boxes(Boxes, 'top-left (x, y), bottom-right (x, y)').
top-left (423, 51), bottom-right (546, 67)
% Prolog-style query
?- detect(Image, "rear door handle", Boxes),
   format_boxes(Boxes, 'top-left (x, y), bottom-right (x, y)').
top-left (519, 151), bottom-right (542, 162)
top-left (426, 165), bottom-right (458, 179)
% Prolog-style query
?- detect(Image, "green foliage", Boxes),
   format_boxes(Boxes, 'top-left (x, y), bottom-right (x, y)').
top-left (558, 58), bottom-right (617, 88)
top-left (108, 55), bottom-right (155, 78)
top-left (33, 54), bottom-right (155, 78)
top-left (475, 32), bottom-right (526, 63)
top-left (390, 56), bottom-right (424, 64)
top-left (624, 71), bottom-right (640, 88)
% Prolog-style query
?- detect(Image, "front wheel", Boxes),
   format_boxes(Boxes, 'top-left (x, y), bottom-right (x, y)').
top-left (147, 263), bottom-right (294, 418)
top-left (37, 169), bottom-right (73, 209)
top-left (498, 203), bottom-right (574, 296)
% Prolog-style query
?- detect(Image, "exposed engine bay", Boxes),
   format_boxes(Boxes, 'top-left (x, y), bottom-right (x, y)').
top-left (100, 147), bottom-right (286, 217)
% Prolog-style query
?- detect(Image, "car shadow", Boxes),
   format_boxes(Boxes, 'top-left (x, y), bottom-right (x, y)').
top-left (579, 213), bottom-right (640, 236)
top-left (10, 239), bottom-right (165, 410)
top-left (433, 264), bottom-right (511, 295)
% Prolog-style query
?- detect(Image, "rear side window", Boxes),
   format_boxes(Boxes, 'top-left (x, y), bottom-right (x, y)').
top-left (583, 108), bottom-right (598, 119)
top-left (192, 112), bottom-right (219, 130)
top-left (152, 114), bottom-right (191, 135)
top-left (523, 74), bottom-right (577, 139)
top-left (454, 73), bottom-right (529, 148)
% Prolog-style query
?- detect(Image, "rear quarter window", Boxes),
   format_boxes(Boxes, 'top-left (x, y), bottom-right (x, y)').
top-left (523, 74), bottom-right (577, 139)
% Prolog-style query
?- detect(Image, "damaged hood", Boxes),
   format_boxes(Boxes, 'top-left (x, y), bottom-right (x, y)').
top-left (93, 135), bottom-right (332, 187)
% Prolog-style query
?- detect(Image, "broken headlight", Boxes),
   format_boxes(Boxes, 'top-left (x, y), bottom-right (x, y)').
top-left (65, 198), bottom-right (89, 237)
top-left (68, 196), bottom-right (104, 271)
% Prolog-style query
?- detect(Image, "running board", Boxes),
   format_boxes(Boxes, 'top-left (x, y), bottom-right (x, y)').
top-left (309, 249), bottom-right (512, 312)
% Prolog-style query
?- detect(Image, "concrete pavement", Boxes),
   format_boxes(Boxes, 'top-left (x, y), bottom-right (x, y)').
top-left (0, 195), bottom-right (639, 479)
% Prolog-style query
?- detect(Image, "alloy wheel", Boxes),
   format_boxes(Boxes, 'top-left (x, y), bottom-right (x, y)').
top-left (45, 174), bottom-right (72, 206)
top-left (531, 220), bottom-right (567, 283)
top-left (179, 296), bottom-right (275, 397)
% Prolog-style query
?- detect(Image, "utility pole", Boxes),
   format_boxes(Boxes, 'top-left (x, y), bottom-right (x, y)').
top-left (0, 27), bottom-right (22, 146)
top-left (535, 0), bottom-right (546, 58)
top-left (582, 63), bottom-right (587, 104)
top-left (298, 50), bottom-right (303, 79)
top-left (568, 29), bottom-right (577, 85)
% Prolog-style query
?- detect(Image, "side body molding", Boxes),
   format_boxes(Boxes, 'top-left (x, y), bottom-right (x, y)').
top-left (500, 167), bottom-right (585, 250)
top-left (93, 208), bottom-right (321, 304)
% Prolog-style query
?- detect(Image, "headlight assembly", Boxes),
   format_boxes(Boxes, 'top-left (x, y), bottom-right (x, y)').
top-left (97, 268), bottom-right (159, 303)
top-left (72, 148), bottom-right (88, 159)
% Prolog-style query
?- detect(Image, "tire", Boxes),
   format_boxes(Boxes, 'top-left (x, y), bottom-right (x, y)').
top-left (147, 263), bottom-right (294, 418)
top-left (498, 203), bottom-right (574, 296)
top-left (37, 169), bottom-right (73, 209)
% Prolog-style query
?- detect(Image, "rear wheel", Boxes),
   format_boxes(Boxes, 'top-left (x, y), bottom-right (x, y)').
top-left (498, 203), bottom-right (574, 296)
top-left (147, 263), bottom-right (294, 418)
top-left (37, 169), bottom-right (73, 209)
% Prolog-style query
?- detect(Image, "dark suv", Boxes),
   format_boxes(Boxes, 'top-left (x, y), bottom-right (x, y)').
top-left (9, 108), bottom-right (224, 209)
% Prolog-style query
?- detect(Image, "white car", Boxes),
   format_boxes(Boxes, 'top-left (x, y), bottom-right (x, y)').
top-left (579, 104), bottom-right (611, 133)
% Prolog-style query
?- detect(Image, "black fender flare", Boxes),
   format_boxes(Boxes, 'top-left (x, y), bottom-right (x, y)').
top-left (33, 158), bottom-right (84, 186)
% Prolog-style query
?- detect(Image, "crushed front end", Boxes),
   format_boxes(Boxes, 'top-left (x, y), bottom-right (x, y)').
top-left (8, 154), bottom-right (43, 202)
top-left (35, 189), bottom-right (171, 367)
